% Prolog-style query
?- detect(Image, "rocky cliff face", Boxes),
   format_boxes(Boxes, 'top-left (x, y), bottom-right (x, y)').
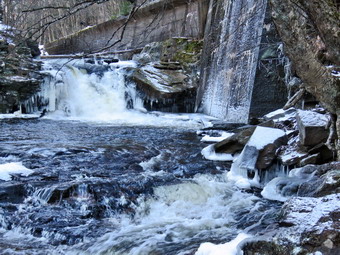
top-left (0, 25), bottom-right (42, 113)
top-left (269, 0), bottom-right (340, 158)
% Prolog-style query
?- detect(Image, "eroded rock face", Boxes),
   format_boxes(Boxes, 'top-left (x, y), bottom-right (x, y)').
top-left (269, 0), bottom-right (340, 158)
top-left (131, 38), bottom-right (203, 112)
top-left (0, 25), bottom-right (42, 113)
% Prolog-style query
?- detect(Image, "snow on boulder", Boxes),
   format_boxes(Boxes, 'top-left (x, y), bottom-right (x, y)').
top-left (230, 126), bottom-right (287, 181)
top-left (296, 110), bottom-right (330, 146)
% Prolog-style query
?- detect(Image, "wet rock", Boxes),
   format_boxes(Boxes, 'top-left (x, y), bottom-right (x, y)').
top-left (242, 239), bottom-right (292, 255)
top-left (296, 110), bottom-right (330, 146)
top-left (299, 153), bottom-right (319, 166)
top-left (308, 143), bottom-right (335, 164)
top-left (214, 121), bottom-right (275, 154)
top-left (0, 182), bottom-right (27, 203)
top-left (131, 64), bottom-right (196, 112)
top-left (278, 144), bottom-right (309, 166)
top-left (214, 127), bottom-right (256, 154)
top-left (131, 38), bottom-right (203, 112)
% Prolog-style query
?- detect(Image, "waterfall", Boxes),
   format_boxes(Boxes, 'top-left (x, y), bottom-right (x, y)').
top-left (24, 59), bottom-right (145, 120)
top-left (196, 0), bottom-right (268, 123)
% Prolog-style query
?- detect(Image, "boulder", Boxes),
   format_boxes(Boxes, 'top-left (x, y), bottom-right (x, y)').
top-left (278, 144), bottom-right (309, 166)
top-left (130, 38), bottom-right (203, 113)
top-left (131, 63), bottom-right (196, 112)
top-left (296, 110), bottom-right (330, 146)
top-left (232, 126), bottom-right (287, 173)
top-left (214, 121), bottom-right (275, 154)
top-left (214, 127), bottom-right (256, 154)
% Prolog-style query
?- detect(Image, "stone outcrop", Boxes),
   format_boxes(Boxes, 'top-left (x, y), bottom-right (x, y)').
top-left (131, 38), bottom-right (203, 112)
top-left (232, 126), bottom-right (287, 173)
top-left (0, 25), bottom-right (42, 113)
top-left (269, 0), bottom-right (340, 159)
top-left (243, 193), bottom-right (340, 255)
top-left (214, 120), bottom-right (275, 155)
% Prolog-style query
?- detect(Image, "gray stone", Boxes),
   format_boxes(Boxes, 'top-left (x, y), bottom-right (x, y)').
top-left (296, 110), bottom-right (330, 146)
top-left (214, 127), bottom-right (256, 154)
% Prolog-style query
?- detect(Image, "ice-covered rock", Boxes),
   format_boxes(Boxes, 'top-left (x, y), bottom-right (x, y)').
top-left (296, 110), bottom-right (330, 146)
top-left (234, 126), bottom-right (288, 173)
top-left (131, 63), bottom-right (196, 112)
top-left (214, 126), bottom-right (256, 154)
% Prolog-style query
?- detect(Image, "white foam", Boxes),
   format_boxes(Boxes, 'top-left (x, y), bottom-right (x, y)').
top-left (201, 145), bottom-right (234, 161)
top-left (0, 162), bottom-right (34, 181)
top-left (72, 173), bottom-right (259, 254)
top-left (195, 232), bottom-right (251, 255)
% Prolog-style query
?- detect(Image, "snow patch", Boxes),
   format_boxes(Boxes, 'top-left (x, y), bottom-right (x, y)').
top-left (297, 110), bottom-right (329, 127)
top-left (247, 126), bottom-right (286, 150)
top-left (195, 232), bottom-right (251, 255)
top-left (200, 131), bottom-right (234, 142)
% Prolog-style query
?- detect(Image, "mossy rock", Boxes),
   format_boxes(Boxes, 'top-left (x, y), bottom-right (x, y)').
top-left (160, 38), bottom-right (203, 66)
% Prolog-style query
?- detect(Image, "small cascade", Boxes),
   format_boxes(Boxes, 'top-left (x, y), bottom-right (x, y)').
top-left (23, 59), bottom-right (145, 119)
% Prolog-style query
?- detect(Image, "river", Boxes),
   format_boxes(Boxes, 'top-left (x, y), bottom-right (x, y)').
top-left (0, 59), bottom-right (281, 255)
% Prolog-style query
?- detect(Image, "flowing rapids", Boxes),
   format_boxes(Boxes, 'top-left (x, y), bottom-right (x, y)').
top-left (0, 59), bottom-right (281, 255)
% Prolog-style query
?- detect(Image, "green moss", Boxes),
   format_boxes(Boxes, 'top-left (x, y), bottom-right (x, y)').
top-left (160, 38), bottom-right (203, 65)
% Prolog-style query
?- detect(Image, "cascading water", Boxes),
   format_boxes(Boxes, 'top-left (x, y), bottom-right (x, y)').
top-left (24, 59), bottom-right (145, 121)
